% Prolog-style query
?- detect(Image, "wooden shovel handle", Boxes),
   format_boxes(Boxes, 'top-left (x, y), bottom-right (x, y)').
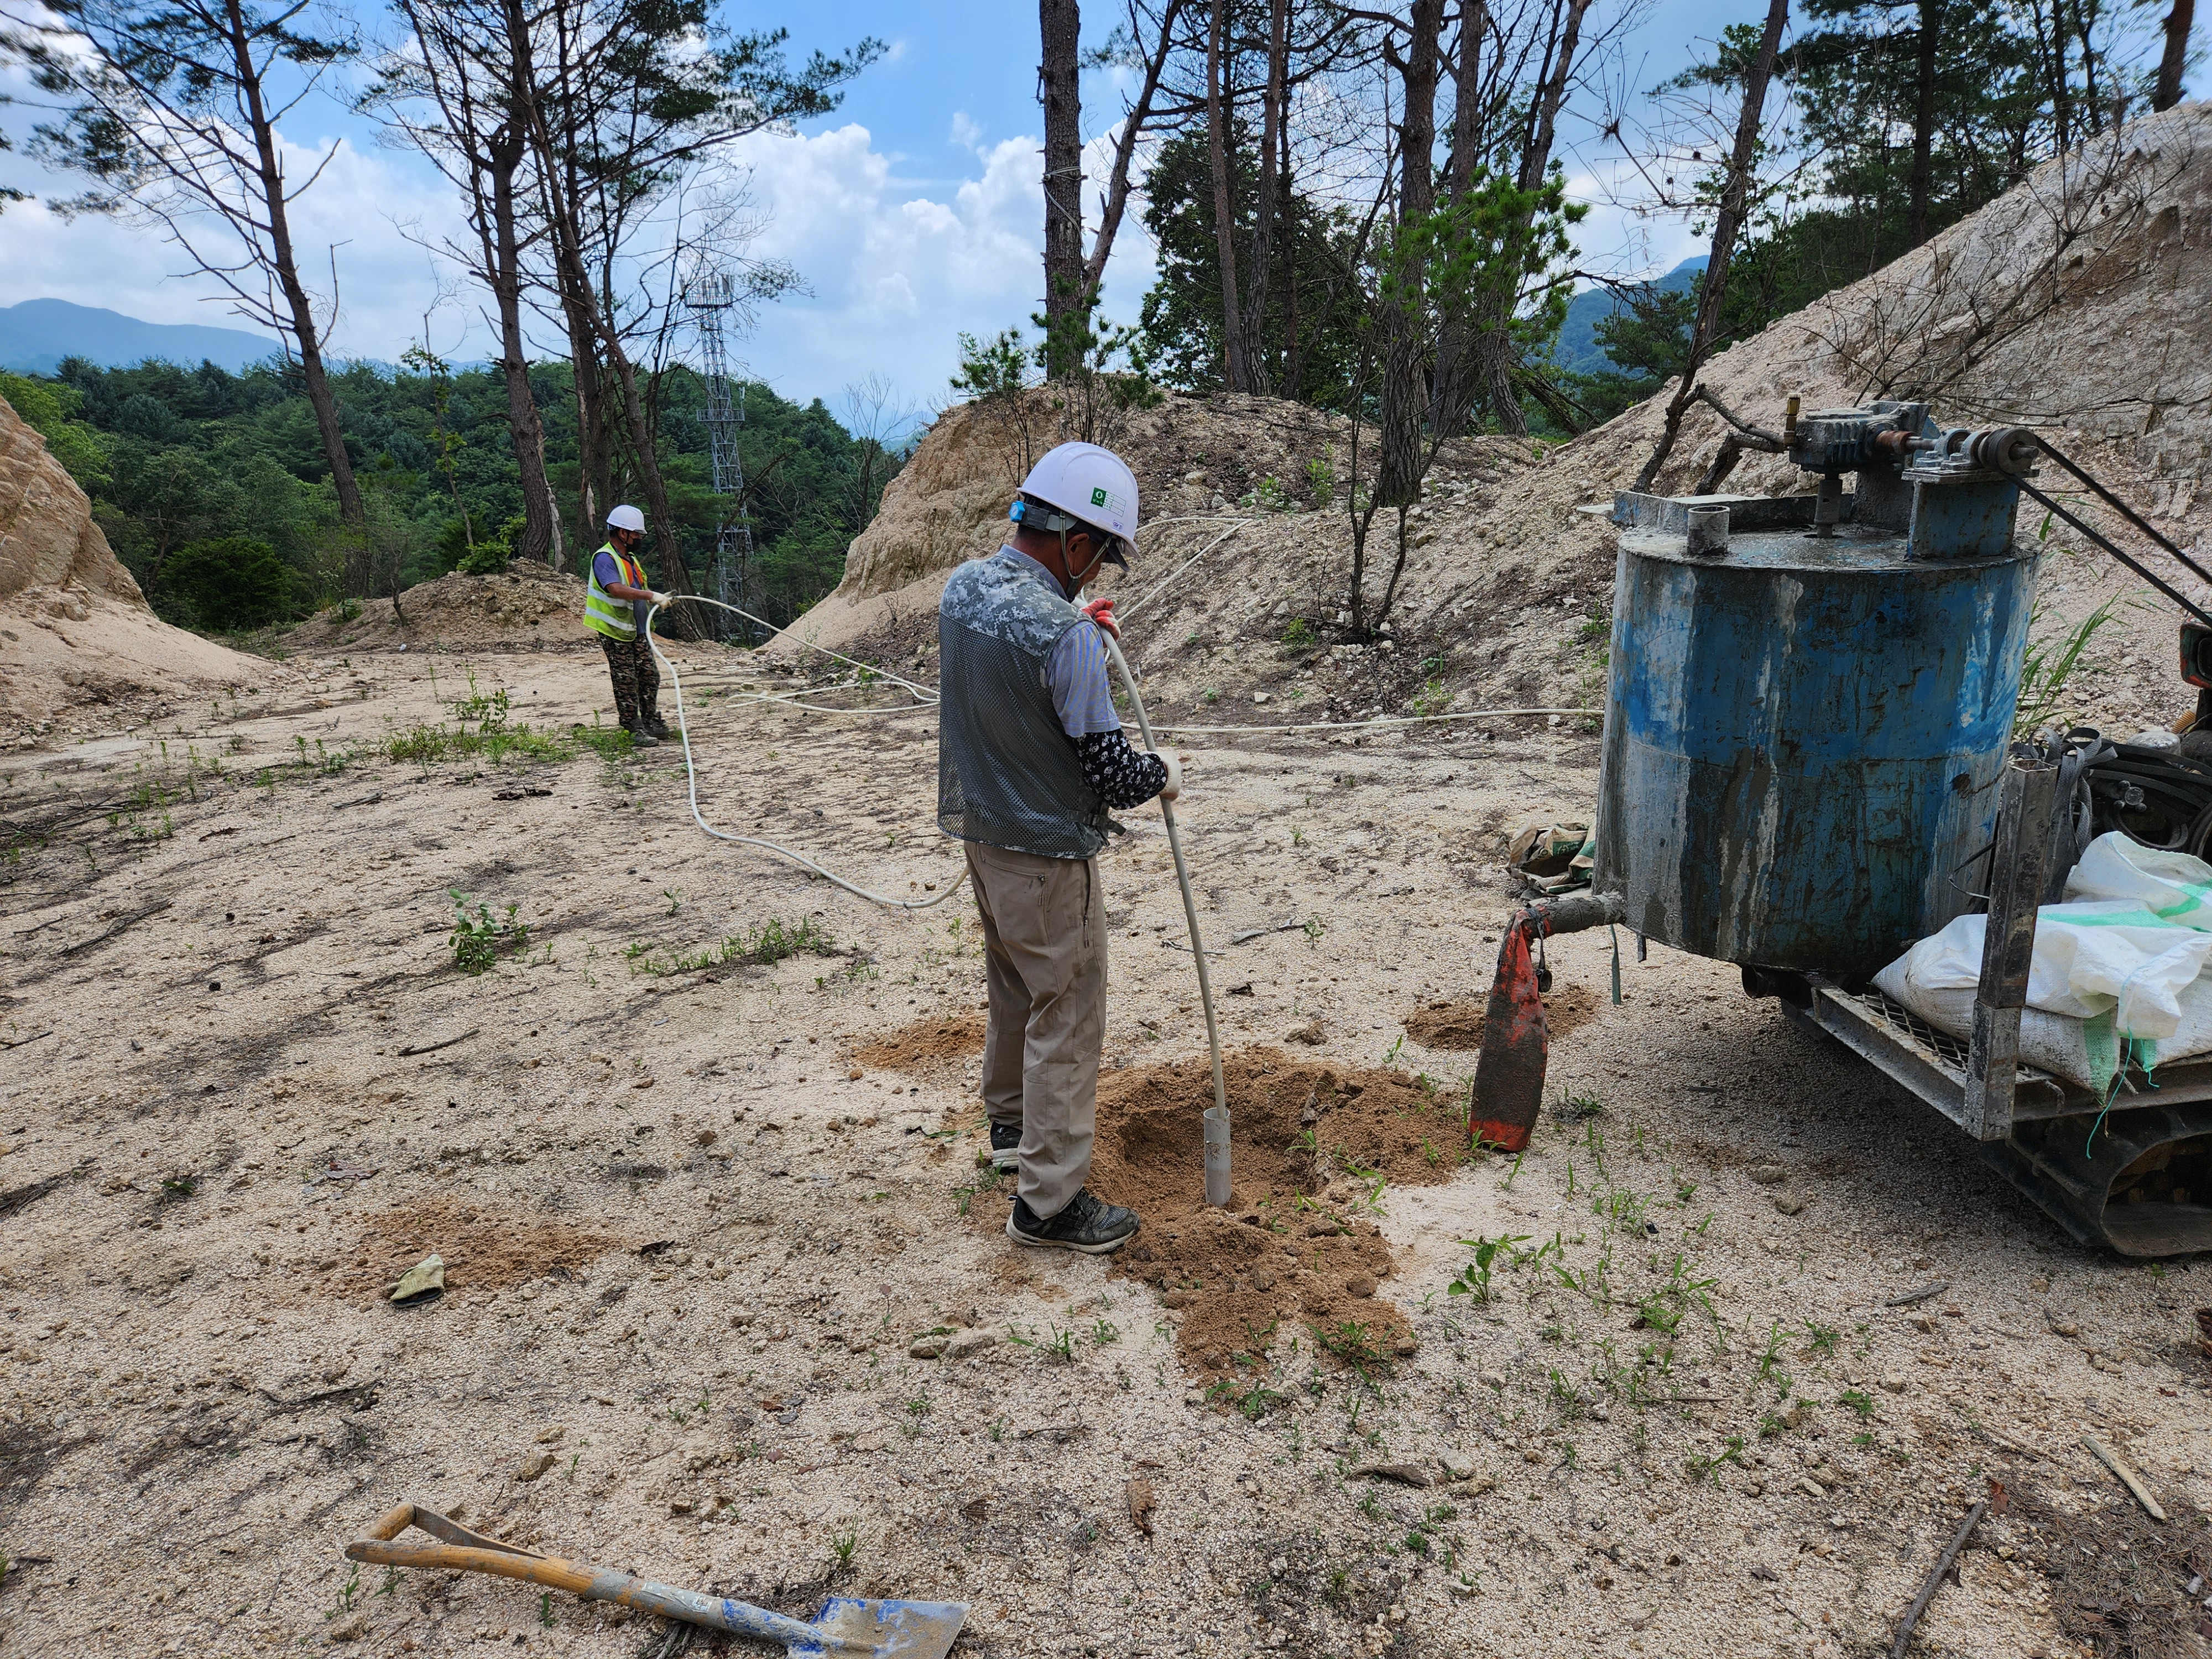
top-left (341, 1537), bottom-right (824, 1647)
top-left (344, 1538), bottom-right (602, 1598)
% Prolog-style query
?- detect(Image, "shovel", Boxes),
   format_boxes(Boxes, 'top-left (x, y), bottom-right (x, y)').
top-left (344, 1500), bottom-right (968, 1658)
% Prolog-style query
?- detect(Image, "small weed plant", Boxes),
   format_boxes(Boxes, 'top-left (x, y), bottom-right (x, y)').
top-left (449, 890), bottom-right (529, 974)
top-left (625, 916), bottom-right (837, 977)
top-left (1446, 1234), bottom-right (1527, 1305)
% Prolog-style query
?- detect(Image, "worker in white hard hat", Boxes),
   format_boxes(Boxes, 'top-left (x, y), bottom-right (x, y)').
top-left (584, 504), bottom-right (673, 747)
top-left (937, 441), bottom-right (1182, 1254)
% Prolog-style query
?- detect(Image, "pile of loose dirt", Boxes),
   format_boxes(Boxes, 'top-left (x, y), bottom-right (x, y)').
top-left (320, 1194), bottom-right (628, 1307)
top-left (0, 594), bottom-right (286, 744)
top-left (281, 561), bottom-right (594, 654)
top-left (1034, 1046), bottom-right (1469, 1382)
top-left (886, 1013), bottom-right (1477, 1382)
top-left (852, 1011), bottom-right (986, 1072)
top-left (1404, 983), bottom-right (1599, 1051)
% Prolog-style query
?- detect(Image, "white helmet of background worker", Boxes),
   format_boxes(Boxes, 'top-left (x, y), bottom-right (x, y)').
top-left (1011, 442), bottom-right (1139, 566)
top-left (607, 503), bottom-right (646, 533)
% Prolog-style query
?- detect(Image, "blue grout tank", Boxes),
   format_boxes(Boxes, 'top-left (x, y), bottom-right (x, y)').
top-left (1593, 425), bottom-right (2038, 979)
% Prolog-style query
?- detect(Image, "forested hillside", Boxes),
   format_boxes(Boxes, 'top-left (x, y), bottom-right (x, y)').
top-left (0, 355), bottom-right (899, 635)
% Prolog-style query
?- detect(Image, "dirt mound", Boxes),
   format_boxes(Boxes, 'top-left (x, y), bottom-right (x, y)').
top-left (1405, 982), bottom-right (1599, 1050)
top-left (0, 390), bottom-right (141, 606)
top-left (0, 391), bottom-right (286, 745)
top-left (1081, 1047), bottom-right (1463, 1383)
top-left (325, 1195), bottom-right (628, 1307)
top-left (774, 388), bottom-right (1525, 669)
top-left (281, 561), bottom-right (593, 654)
top-left (834, 392), bottom-right (1363, 603)
top-left (0, 593), bottom-right (290, 745)
top-left (852, 1011), bottom-right (986, 1071)
top-left (1564, 104), bottom-right (2212, 505)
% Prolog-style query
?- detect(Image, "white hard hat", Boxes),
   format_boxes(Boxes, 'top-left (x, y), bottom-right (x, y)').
top-left (607, 503), bottom-right (646, 533)
top-left (1016, 442), bottom-right (1140, 550)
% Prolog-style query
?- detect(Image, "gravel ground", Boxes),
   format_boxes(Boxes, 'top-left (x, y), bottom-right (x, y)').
top-left (2, 642), bottom-right (2209, 1659)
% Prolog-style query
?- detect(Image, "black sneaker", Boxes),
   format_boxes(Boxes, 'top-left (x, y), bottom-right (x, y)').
top-left (987, 1122), bottom-right (1020, 1172)
top-left (1006, 1188), bottom-right (1140, 1254)
top-left (645, 716), bottom-right (674, 740)
top-left (624, 724), bottom-right (661, 748)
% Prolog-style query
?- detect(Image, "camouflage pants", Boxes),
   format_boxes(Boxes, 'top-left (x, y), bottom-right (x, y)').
top-left (599, 634), bottom-right (661, 729)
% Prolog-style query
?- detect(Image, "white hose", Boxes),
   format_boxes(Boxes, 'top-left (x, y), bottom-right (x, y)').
top-left (645, 594), bottom-right (969, 911)
top-left (630, 518), bottom-right (1259, 915)
top-left (1148, 706), bottom-right (1588, 735)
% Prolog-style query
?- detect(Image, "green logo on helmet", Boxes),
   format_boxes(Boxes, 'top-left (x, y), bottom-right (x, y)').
top-left (1091, 487), bottom-right (1108, 507)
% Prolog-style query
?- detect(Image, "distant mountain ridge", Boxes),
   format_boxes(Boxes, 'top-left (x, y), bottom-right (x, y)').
top-left (1550, 256), bottom-right (1707, 375)
top-left (0, 298), bottom-right (281, 376)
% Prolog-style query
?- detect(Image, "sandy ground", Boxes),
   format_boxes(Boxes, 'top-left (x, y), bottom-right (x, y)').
top-left (3, 634), bottom-right (2210, 1659)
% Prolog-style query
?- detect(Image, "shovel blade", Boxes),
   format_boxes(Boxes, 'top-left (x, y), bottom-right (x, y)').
top-left (791, 1596), bottom-right (969, 1659)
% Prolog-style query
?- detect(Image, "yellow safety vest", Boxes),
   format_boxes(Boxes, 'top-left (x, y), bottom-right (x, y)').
top-left (585, 544), bottom-right (649, 641)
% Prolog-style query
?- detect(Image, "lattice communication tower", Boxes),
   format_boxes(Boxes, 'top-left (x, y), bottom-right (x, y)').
top-left (686, 268), bottom-right (758, 641)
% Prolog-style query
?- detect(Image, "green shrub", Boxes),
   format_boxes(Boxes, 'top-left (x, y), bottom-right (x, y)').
top-left (384, 722), bottom-right (566, 765)
top-left (456, 514), bottom-right (525, 576)
top-left (0, 371), bottom-right (111, 489)
top-left (623, 916), bottom-right (838, 977)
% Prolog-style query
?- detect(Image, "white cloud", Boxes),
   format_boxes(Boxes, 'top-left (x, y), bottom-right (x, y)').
top-left (0, 97), bottom-right (1158, 413)
top-left (724, 118), bottom-right (1156, 411)
top-left (1559, 153), bottom-right (1711, 291)
top-left (0, 123), bottom-right (475, 364)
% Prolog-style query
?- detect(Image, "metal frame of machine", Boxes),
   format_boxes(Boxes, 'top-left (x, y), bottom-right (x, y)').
top-left (1778, 748), bottom-right (2212, 1255)
top-left (1469, 399), bottom-right (2212, 1257)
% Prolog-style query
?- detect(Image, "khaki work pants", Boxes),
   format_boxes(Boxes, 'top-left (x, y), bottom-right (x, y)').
top-left (964, 841), bottom-right (1107, 1220)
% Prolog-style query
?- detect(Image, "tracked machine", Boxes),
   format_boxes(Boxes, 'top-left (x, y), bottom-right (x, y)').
top-left (1470, 399), bottom-right (2212, 1256)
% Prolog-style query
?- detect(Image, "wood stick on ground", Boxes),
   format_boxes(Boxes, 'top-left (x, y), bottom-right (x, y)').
top-left (1347, 1463), bottom-right (1434, 1488)
top-left (2082, 1433), bottom-right (2168, 1521)
top-left (397, 1028), bottom-right (482, 1058)
top-left (1977, 1427), bottom-right (2038, 1459)
top-left (1885, 1281), bottom-right (1950, 1307)
top-left (1891, 1496), bottom-right (1987, 1658)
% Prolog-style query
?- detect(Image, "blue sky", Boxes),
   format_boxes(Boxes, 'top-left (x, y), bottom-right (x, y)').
top-left (0, 0), bottom-right (1738, 414)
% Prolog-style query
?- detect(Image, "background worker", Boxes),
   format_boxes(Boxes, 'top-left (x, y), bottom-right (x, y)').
top-left (937, 441), bottom-right (1183, 1254)
top-left (584, 503), bottom-right (672, 747)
